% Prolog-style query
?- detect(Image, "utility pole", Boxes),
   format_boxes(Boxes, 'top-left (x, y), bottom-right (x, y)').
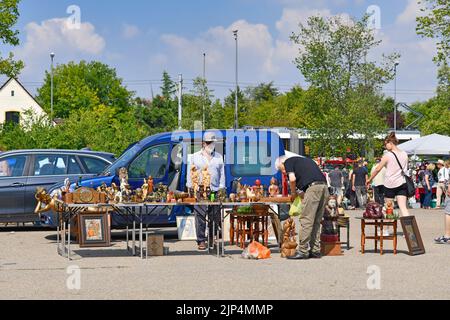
top-left (394, 61), bottom-right (399, 132)
top-left (178, 74), bottom-right (183, 130)
top-left (50, 52), bottom-right (55, 121)
top-left (203, 53), bottom-right (206, 130)
top-left (233, 30), bottom-right (239, 130)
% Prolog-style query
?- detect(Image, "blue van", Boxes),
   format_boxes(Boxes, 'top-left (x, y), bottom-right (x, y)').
top-left (49, 129), bottom-right (285, 226)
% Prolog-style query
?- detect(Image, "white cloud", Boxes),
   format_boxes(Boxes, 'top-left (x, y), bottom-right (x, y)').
top-left (18, 18), bottom-right (105, 57)
top-left (122, 24), bottom-right (140, 39)
top-left (14, 17), bottom-right (106, 81)
top-left (396, 0), bottom-right (422, 25)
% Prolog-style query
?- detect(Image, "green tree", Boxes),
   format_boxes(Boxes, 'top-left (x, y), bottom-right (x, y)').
top-left (290, 15), bottom-right (399, 157)
top-left (160, 71), bottom-right (177, 101)
top-left (417, 0), bottom-right (450, 65)
top-left (245, 82), bottom-right (280, 103)
top-left (0, 0), bottom-right (24, 77)
top-left (36, 61), bottom-right (134, 118)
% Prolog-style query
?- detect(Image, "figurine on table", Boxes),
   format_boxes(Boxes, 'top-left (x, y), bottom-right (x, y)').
top-left (269, 177), bottom-right (280, 197)
top-left (202, 166), bottom-right (211, 194)
top-left (190, 166), bottom-right (200, 199)
top-left (252, 179), bottom-right (264, 200)
top-left (148, 176), bottom-right (154, 194)
top-left (281, 218), bottom-right (298, 258)
top-left (322, 195), bottom-right (339, 235)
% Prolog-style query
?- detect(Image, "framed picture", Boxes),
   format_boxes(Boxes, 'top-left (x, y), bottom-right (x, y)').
top-left (400, 216), bottom-right (425, 256)
top-left (79, 212), bottom-right (110, 248)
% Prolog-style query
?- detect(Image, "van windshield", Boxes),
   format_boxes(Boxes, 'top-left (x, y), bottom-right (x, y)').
top-left (101, 144), bottom-right (141, 176)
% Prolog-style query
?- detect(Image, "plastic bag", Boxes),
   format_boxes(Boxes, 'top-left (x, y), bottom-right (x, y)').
top-left (289, 197), bottom-right (303, 217)
top-left (241, 241), bottom-right (271, 260)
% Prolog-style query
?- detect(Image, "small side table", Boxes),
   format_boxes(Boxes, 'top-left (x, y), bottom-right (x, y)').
top-left (357, 218), bottom-right (398, 255)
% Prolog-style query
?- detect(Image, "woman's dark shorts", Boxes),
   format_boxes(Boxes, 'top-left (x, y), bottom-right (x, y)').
top-left (384, 183), bottom-right (408, 199)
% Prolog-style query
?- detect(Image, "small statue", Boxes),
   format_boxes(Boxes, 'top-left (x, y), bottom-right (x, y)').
top-left (217, 188), bottom-right (227, 202)
top-left (97, 182), bottom-right (108, 194)
top-left (156, 183), bottom-right (168, 202)
top-left (64, 178), bottom-right (71, 193)
top-left (141, 178), bottom-right (149, 201)
top-left (252, 179), bottom-right (264, 200)
top-left (119, 167), bottom-right (129, 182)
top-left (281, 218), bottom-right (298, 258)
top-left (190, 166), bottom-right (199, 199)
top-left (148, 176), bottom-right (154, 194)
top-left (202, 166), bottom-right (211, 193)
top-left (229, 193), bottom-right (237, 203)
top-left (134, 188), bottom-right (144, 203)
top-left (120, 177), bottom-right (132, 203)
top-left (269, 177), bottom-right (280, 197)
top-left (246, 187), bottom-right (257, 203)
top-left (322, 196), bottom-right (339, 235)
top-left (385, 200), bottom-right (394, 216)
top-left (34, 188), bottom-right (57, 216)
top-left (239, 186), bottom-right (248, 202)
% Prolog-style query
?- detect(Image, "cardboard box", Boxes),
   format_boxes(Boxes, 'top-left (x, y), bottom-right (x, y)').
top-left (147, 234), bottom-right (164, 256)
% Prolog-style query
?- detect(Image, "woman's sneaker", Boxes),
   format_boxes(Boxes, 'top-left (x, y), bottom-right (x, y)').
top-left (434, 236), bottom-right (450, 244)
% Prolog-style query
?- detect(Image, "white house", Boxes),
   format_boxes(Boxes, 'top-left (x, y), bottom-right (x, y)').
top-left (0, 78), bottom-right (47, 125)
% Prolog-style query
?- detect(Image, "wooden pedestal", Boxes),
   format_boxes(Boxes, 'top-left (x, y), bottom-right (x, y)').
top-left (321, 242), bottom-right (343, 256)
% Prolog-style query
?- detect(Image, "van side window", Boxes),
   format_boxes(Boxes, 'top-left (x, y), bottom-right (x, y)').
top-left (0, 156), bottom-right (27, 177)
top-left (129, 144), bottom-right (170, 179)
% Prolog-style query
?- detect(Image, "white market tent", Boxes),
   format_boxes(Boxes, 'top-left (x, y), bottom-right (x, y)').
top-left (398, 134), bottom-right (450, 156)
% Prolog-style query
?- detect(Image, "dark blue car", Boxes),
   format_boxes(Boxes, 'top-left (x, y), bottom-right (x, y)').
top-left (0, 149), bottom-right (115, 224)
top-left (49, 130), bottom-right (285, 226)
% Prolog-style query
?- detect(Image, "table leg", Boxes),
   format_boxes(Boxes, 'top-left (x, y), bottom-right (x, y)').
top-left (68, 215), bottom-right (71, 261)
top-left (374, 225), bottom-right (378, 253)
top-left (56, 215), bottom-right (60, 254)
top-left (132, 220), bottom-right (136, 256)
top-left (361, 220), bottom-right (365, 254)
top-left (393, 221), bottom-right (398, 255)
top-left (221, 206), bottom-right (225, 257)
top-left (347, 221), bottom-right (350, 250)
top-left (380, 221), bottom-right (384, 256)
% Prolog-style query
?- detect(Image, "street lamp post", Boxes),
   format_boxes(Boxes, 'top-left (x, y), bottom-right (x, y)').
top-left (50, 52), bottom-right (55, 122)
top-left (203, 53), bottom-right (206, 130)
top-left (233, 30), bottom-right (239, 130)
top-left (394, 61), bottom-right (399, 133)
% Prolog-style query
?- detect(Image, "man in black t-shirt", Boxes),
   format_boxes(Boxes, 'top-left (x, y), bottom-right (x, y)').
top-left (352, 161), bottom-right (368, 208)
top-left (275, 155), bottom-right (329, 260)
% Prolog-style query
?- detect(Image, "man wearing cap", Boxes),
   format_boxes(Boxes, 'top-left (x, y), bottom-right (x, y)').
top-left (436, 160), bottom-right (449, 208)
top-left (186, 132), bottom-right (225, 251)
top-left (275, 155), bottom-right (329, 260)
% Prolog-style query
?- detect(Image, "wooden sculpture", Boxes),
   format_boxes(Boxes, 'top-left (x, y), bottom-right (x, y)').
top-left (34, 188), bottom-right (57, 216)
top-left (191, 165), bottom-right (199, 198)
top-left (281, 218), bottom-right (298, 258)
top-left (269, 177), bottom-right (280, 197)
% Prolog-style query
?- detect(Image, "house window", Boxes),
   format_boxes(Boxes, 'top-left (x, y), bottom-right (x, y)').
top-left (11, 90), bottom-right (15, 97)
top-left (5, 112), bottom-right (20, 125)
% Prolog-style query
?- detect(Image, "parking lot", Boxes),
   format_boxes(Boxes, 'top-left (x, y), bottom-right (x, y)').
top-left (0, 209), bottom-right (449, 300)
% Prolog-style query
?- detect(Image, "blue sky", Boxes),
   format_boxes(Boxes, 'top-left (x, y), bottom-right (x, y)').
top-left (7, 0), bottom-right (438, 103)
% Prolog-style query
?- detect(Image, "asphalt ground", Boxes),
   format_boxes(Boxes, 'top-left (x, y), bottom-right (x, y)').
top-left (0, 209), bottom-right (449, 300)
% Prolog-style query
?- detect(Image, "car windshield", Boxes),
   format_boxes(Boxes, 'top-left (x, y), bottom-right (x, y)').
top-left (101, 144), bottom-right (141, 176)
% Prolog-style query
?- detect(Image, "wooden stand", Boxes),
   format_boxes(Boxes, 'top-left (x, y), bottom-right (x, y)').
top-left (321, 242), bottom-right (343, 256)
top-left (360, 218), bottom-right (398, 255)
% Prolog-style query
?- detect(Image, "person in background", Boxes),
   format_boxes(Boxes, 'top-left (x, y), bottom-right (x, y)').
top-left (423, 163), bottom-right (435, 210)
top-left (352, 161), bottom-right (368, 208)
top-left (275, 155), bottom-right (329, 260)
top-left (436, 160), bottom-right (449, 209)
top-left (186, 132), bottom-right (225, 251)
top-left (434, 184), bottom-right (450, 244)
top-left (371, 158), bottom-right (386, 206)
top-left (346, 164), bottom-right (357, 210)
top-left (368, 132), bottom-right (410, 218)
top-left (328, 166), bottom-right (344, 206)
